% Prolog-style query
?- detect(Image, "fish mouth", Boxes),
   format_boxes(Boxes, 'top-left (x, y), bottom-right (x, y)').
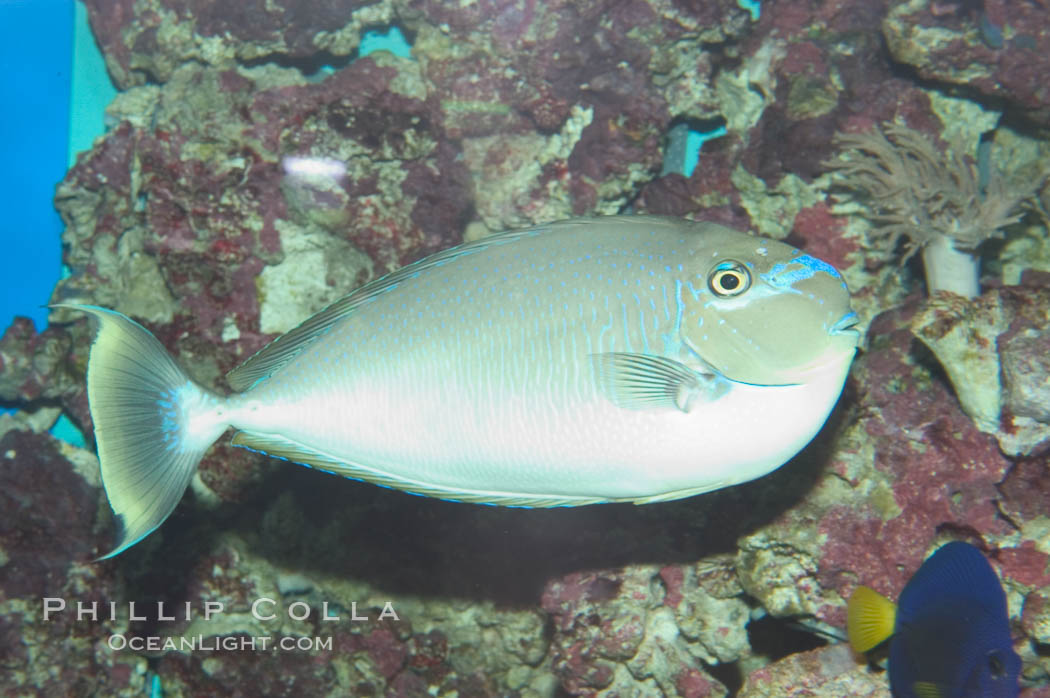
top-left (829, 311), bottom-right (860, 337)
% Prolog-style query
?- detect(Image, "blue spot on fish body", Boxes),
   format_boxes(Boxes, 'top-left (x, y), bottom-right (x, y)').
top-left (762, 254), bottom-right (842, 292)
top-left (797, 254), bottom-right (841, 278)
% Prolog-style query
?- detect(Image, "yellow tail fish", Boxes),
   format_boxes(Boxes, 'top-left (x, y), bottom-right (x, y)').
top-left (58, 216), bottom-right (860, 558)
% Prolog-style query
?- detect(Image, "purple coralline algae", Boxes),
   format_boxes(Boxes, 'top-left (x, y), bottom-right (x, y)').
top-left (884, 0), bottom-right (1050, 126)
top-left (0, 427), bottom-right (140, 696)
top-left (739, 643), bottom-right (889, 697)
top-left (1, 0), bottom-right (1049, 695)
top-left (541, 561), bottom-right (749, 695)
top-left (0, 318), bottom-right (78, 411)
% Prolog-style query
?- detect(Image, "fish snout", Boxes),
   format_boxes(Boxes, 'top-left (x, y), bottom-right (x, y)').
top-left (830, 311), bottom-right (860, 337)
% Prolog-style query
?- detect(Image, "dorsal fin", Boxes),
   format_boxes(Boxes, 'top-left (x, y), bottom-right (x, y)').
top-left (225, 224), bottom-right (551, 391)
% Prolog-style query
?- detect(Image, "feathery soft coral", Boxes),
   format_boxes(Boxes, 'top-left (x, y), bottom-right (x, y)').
top-left (825, 123), bottom-right (1041, 297)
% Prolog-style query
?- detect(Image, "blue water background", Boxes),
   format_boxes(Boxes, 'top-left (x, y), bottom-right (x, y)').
top-left (0, 0), bottom-right (74, 333)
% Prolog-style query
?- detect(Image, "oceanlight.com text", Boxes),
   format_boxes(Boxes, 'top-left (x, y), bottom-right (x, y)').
top-left (107, 634), bottom-right (333, 652)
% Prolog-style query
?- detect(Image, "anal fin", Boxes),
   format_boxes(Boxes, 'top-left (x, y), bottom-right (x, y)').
top-left (230, 431), bottom-right (610, 508)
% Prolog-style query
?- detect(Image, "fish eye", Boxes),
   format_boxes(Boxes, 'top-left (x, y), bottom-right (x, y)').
top-left (708, 260), bottom-right (751, 298)
top-left (987, 650), bottom-right (1006, 678)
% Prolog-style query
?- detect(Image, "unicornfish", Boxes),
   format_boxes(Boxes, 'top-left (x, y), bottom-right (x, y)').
top-left (58, 215), bottom-right (860, 558)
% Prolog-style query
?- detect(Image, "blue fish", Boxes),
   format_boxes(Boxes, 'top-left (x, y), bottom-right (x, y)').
top-left (847, 541), bottom-right (1021, 698)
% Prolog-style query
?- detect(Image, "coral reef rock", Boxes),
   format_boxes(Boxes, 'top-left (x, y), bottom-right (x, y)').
top-left (910, 281), bottom-right (1050, 456)
top-left (739, 643), bottom-right (889, 697)
top-left (884, 0), bottom-right (1050, 125)
top-left (7, 0), bottom-right (1050, 695)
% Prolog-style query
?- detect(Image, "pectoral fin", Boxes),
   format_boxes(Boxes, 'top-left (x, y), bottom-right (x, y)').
top-left (591, 352), bottom-right (728, 412)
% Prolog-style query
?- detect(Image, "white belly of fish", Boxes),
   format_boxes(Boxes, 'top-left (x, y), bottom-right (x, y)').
top-left (227, 352), bottom-right (850, 504)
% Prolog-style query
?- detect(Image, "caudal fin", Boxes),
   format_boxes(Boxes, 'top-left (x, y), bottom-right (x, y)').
top-left (847, 585), bottom-right (897, 653)
top-left (55, 304), bottom-right (229, 559)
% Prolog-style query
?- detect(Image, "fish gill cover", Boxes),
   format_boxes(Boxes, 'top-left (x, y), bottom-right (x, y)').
top-left (1, 0), bottom-right (1049, 695)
